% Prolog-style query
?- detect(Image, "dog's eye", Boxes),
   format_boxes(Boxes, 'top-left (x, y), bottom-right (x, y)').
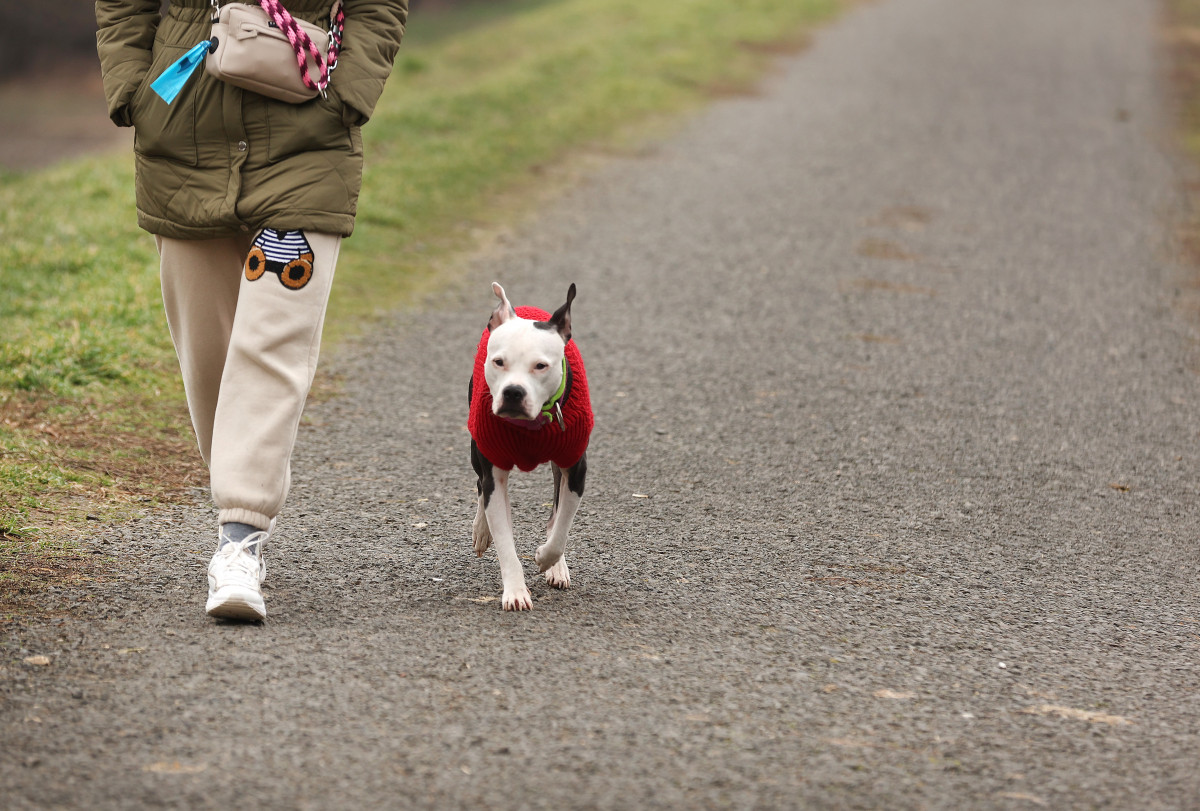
top-left (534, 362), bottom-right (549, 371)
top-left (492, 358), bottom-right (504, 368)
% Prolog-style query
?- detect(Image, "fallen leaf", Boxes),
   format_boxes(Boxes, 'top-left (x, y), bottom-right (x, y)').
top-left (143, 761), bottom-right (208, 774)
top-left (996, 791), bottom-right (1048, 806)
top-left (1023, 704), bottom-right (1132, 726)
top-left (874, 689), bottom-right (916, 700)
top-left (117, 648), bottom-right (146, 655)
top-left (23, 656), bottom-right (51, 667)
top-left (842, 278), bottom-right (937, 297)
top-left (857, 237), bottom-right (918, 261)
top-left (867, 205), bottom-right (933, 230)
top-left (632, 493), bottom-right (649, 499)
top-left (1108, 482), bottom-right (1131, 492)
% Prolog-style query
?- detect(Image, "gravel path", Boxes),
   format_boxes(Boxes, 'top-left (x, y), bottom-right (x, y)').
top-left (5, 0), bottom-right (1200, 807)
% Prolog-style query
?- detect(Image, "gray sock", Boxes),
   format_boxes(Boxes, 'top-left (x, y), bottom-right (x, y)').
top-left (219, 522), bottom-right (265, 554)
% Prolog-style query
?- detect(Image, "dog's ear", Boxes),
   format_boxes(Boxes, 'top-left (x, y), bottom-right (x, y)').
top-left (488, 282), bottom-right (516, 330)
top-left (547, 283), bottom-right (576, 343)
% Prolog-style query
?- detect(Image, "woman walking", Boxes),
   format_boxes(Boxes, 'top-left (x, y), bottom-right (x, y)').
top-left (95, 0), bottom-right (408, 620)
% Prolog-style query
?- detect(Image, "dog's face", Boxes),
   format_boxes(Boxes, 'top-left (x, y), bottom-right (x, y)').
top-left (484, 282), bottom-right (575, 421)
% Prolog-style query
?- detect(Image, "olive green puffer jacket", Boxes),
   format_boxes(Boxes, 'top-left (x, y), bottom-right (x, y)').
top-left (96, 0), bottom-right (407, 239)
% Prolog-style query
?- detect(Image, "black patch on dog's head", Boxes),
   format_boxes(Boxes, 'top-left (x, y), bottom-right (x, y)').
top-left (543, 283), bottom-right (576, 343)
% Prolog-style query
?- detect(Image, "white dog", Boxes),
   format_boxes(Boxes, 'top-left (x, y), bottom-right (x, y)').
top-left (467, 283), bottom-right (594, 610)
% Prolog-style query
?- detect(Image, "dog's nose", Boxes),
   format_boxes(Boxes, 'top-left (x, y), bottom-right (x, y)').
top-left (502, 385), bottom-right (525, 404)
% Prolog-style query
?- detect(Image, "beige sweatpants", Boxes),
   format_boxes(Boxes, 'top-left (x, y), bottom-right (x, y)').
top-left (156, 231), bottom-right (341, 531)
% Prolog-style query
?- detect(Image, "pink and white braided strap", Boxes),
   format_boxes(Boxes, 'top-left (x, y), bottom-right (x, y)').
top-left (257, 0), bottom-right (344, 94)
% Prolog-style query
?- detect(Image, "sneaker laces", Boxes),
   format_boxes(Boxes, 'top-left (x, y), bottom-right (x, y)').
top-left (211, 533), bottom-right (268, 585)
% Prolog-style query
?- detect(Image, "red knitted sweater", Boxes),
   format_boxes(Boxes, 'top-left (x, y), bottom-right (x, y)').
top-left (468, 306), bottom-right (593, 472)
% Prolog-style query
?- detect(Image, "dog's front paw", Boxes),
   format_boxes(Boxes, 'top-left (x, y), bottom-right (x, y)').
top-left (502, 584), bottom-right (533, 611)
top-left (543, 557), bottom-right (571, 590)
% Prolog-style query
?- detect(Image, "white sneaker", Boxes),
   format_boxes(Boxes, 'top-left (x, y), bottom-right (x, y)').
top-left (205, 530), bottom-right (269, 621)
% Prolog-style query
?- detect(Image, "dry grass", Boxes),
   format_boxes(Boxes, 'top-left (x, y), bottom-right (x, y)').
top-left (0, 394), bottom-right (203, 538)
top-left (0, 543), bottom-right (110, 622)
top-left (0, 393), bottom-right (198, 621)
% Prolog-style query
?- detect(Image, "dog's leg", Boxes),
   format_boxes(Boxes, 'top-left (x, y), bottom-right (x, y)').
top-left (484, 467), bottom-right (532, 610)
top-left (536, 454), bottom-right (586, 589)
top-left (473, 443), bottom-right (530, 609)
top-left (470, 440), bottom-right (492, 556)
top-left (540, 464), bottom-right (570, 587)
top-left (546, 463), bottom-right (562, 532)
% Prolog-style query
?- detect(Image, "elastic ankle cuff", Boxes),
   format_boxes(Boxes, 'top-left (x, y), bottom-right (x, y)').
top-left (217, 508), bottom-right (273, 531)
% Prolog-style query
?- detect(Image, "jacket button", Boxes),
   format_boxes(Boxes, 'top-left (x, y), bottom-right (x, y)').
top-left (237, 140), bottom-right (248, 152)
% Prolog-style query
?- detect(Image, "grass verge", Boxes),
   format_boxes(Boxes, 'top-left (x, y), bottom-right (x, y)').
top-left (1166, 1), bottom-right (1200, 324)
top-left (1166, 0), bottom-right (1200, 260)
top-left (0, 538), bottom-right (109, 619)
top-left (0, 0), bottom-right (846, 610)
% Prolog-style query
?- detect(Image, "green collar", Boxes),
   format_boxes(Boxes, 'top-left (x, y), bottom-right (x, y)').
top-left (539, 356), bottom-right (570, 426)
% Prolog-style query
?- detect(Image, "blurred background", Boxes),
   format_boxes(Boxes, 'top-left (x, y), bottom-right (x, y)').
top-left (0, 0), bottom-right (452, 170)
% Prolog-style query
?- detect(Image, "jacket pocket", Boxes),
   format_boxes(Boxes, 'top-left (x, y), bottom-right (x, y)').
top-left (130, 43), bottom-right (200, 166)
top-left (263, 89), bottom-right (352, 164)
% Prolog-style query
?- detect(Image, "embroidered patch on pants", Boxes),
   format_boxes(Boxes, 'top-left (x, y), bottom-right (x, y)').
top-left (244, 229), bottom-right (315, 290)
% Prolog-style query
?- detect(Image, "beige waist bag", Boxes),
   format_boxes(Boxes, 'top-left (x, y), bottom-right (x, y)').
top-left (206, 2), bottom-right (336, 104)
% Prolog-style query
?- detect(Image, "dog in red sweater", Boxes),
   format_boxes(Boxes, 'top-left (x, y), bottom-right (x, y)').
top-left (468, 282), bottom-right (593, 610)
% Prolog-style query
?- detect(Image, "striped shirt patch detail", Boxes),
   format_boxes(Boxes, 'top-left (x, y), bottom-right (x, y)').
top-left (254, 230), bottom-right (312, 263)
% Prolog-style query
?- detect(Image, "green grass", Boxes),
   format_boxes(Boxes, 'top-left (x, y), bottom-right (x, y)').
top-left (1172, 0), bottom-right (1200, 155)
top-left (0, 0), bottom-right (846, 541)
top-left (1167, 0), bottom-right (1200, 278)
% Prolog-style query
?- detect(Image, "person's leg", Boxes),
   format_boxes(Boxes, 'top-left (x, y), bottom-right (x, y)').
top-left (158, 234), bottom-right (267, 619)
top-left (159, 230), bottom-right (340, 621)
top-left (208, 229), bottom-right (341, 531)
top-left (156, 235), bottom-right (249, 465)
